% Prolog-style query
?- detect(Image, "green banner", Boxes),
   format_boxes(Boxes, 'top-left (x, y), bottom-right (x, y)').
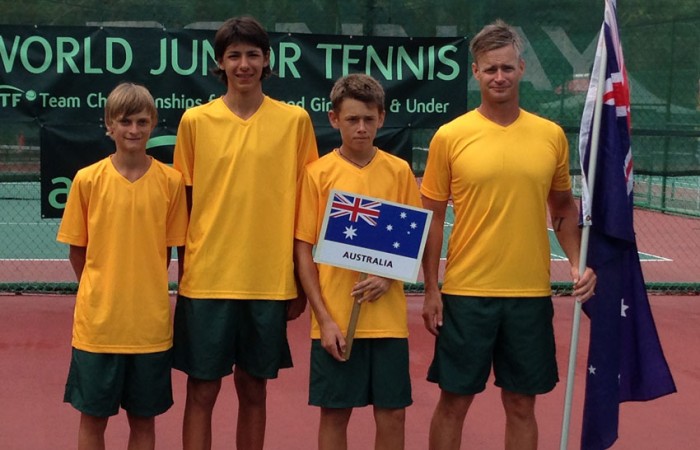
top-left (0, 26), bottom-right (469, 217)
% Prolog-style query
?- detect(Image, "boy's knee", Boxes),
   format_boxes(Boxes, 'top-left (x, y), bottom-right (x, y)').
top-left (234, 368), bottom-right (267, 405)
top-left (437, 390), bottom-right (474, 419)
top-left (80, 413), bottom-right (109, 434)
top-left (375, 407), bottom-right (406, 427)
top-left (320, 407), bottom-right (353, 428)
top-left (126, 413), bottom-right (155, 433)
top-left (186, 377), bottom-right (222, 407)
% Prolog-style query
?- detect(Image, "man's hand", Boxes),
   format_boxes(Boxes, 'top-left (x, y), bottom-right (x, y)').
top-left (422, 288), bottom-right (443, 336)
top-left (571, 266), bottom-right (597, 303)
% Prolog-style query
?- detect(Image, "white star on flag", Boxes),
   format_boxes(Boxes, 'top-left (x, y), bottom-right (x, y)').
top-left (621, 298), bottom-right (629, 317)
top-left (343, 226), bottom-right (357, 240)
top-left (589, 365), bottom-right (597, 375)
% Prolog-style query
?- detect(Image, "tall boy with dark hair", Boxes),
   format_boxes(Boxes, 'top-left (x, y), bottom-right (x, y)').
top-left (172, 15), bottom-right (319, 450)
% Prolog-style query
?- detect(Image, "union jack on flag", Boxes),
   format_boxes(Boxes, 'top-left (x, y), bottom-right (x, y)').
top-left (314, 189), bottom-right (432, 282)
top-left (329, 192), bottom-right (381, 225)
top-left (579, 0), bottom-right (633, 226)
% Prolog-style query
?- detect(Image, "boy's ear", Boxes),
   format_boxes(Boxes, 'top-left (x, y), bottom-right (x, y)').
top-left (104, 120), bottom-right (114, 139)
top-left (377, 110), bottom-right (386, 129)
top-left (328, 110), bottom-right (340, 129)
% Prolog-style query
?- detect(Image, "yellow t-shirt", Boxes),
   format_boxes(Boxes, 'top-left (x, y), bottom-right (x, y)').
top-left (420, 109), bottom-right (571, 296)
top-left (57, 157), bottom-right (188, 353)
top-left (174, 96), bottom-right (319, 299)
top-left (296, 149), bottom-right (421, 339)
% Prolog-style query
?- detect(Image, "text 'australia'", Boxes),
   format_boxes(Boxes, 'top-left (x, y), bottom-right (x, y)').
top-left (342, 251), bottom-right (393, 268)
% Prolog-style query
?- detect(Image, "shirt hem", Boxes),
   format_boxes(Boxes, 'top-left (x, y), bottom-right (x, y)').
top-left (310, 331), bottom-right (409, 339)
top-left (178, 290), bottom-right (295, 301)
top-left (72, 342), bottom-right (173, 354)
top-left (440, 288), bottom-right (552, 297)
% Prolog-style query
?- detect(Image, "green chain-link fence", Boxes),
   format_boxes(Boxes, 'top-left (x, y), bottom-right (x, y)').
top-left (1, 0), bottom-right (699, 293)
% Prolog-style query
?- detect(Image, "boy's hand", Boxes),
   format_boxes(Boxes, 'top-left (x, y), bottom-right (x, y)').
top-left (350, 275), bottom-right (392, 303)
top-left (320, 321), bottom-right (347, 361)
top-left (287, 294), bottom-right (307, 321)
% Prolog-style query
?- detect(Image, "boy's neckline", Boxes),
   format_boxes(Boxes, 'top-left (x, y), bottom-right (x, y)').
top-left (221, 91), bottom-right (265, 120)
top-left (109, 154), bottom-right (152, 183)
top-left (336, 147), bottom-right (376, 168)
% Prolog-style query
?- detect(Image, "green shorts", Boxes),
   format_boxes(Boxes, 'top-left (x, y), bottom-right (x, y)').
top-left (309, 338), bottom-right (412, 409)
top-left (427, 295), bottom-right (558, 396)
top-left (64, 347), bottom-right (173, 418)
top-left (173, 295), bottom-right (293, 380)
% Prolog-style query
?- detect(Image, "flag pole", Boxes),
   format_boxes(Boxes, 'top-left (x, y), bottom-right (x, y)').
top-left (559, 38), bottom-right (608, 450)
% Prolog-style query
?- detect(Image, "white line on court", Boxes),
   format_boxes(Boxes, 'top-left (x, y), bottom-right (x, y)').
top-left (0, 223), bottom-right (59, 226)
top-left (0, 258), bottom-right (67, 261)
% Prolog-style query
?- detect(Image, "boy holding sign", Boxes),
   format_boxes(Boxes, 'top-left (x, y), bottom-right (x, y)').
top-left (294, 74), bottom-right (422, 450)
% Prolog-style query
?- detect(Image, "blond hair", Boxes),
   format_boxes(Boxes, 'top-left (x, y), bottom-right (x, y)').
top-left (470, 19), bottom-right (523, 62)
top-left (104, 82), bottom-right (157, 126)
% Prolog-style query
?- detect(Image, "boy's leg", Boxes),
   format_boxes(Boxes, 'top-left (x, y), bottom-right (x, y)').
top-left (234, 367), bottom-right (267, 450)
top-left (78, 413), bottom-right (108, 450)
top-left (65, 349), bottom-right (121, 450)
top-left (126, 413), bottom-right (155, 450)
top-left (373, 407), bottom-right (405, 450)
top-left (183, 377), bottom-right (222, 450)
top-left (230, 300), bottom-right (293, 450)
top-left (319, 407), bottom-right (352, 450)
top-left (120, 350), bottom-right (172, 449)
top-left (173, 296), bottom-right (238, 450)
top-left (368, 339), bottom-right (411, 450)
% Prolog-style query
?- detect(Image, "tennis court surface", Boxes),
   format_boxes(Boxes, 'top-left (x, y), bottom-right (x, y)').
top-left (1, 292), bottom-right (698, 449)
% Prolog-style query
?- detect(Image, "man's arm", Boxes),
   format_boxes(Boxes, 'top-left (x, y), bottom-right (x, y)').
top-left (293, 239), bottom-right (346, 361)
top-left (421, 196), bottom-right (448, 336)
top-left (68, 245), bottom-right (87, 281)
top-left (547, 189), bottom-right (597, 302)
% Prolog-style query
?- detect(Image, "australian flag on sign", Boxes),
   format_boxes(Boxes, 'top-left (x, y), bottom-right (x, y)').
top-left (314, 189), bottom-right (432, 282)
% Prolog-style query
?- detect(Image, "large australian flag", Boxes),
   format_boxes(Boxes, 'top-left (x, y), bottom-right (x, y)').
top-left (314, 189), bottom-right (431, 282)
top-left (577, 1), bottom-right (676, 449)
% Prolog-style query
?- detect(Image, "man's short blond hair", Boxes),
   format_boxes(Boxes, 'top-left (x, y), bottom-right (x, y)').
top-left (469, 19), bottom-right (524, 62)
